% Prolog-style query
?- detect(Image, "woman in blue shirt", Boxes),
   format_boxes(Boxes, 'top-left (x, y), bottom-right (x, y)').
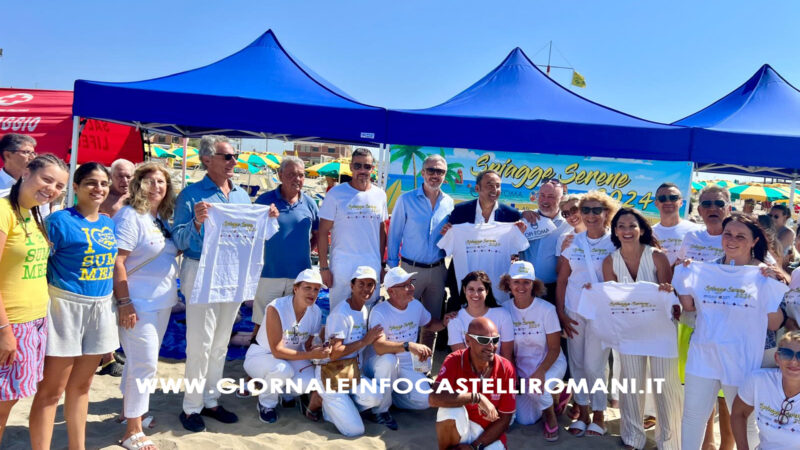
top-left (30, 162), bottom-right (119, 450)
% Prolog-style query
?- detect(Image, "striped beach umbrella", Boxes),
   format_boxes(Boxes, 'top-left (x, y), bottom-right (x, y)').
top-left (691, 181), bottom-right (706, 192)
top-left (715, 180), bottom-right (739, 189)
top-left (728, 185), bottom-right (788, 202)
top-left (237, 152), bottom-right (281, 173)
top-left (151, 146), bottom-right (177, 159)
top-left (306, 159), bottom-right (352, 178)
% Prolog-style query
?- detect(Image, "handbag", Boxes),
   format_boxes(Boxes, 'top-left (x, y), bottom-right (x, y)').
top-left (319, 357), bottom-right (360, 391)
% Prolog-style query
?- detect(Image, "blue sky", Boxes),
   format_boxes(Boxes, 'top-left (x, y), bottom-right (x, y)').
top-left (3, 0), bottom-right (799, 125)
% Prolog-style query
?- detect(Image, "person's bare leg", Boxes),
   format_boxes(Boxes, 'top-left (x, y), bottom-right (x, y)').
top-left (588, 410), bottom-right (605, 435)
top-left (718, 398), bottom-right (734, 450)
top-left (569, 405), bottom-right (591, 435)
top-left (308, 391), bottom-right (323, 412)
top-left (30, 356), bottom-right (75, 450)
top-left (701, 405), bottom-right (716, 450)
top-left (123, 416), bottom-right (157, 450)
top-left (0, 399), bottom-right (19, 444)
top-left (63, 354), bottom-right (102, 450)
top-left (436, 419), bottom-right (462, 450)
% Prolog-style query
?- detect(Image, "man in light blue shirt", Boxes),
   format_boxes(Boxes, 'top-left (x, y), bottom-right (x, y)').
top-left (172, 135), bottom-right (256, 432)
top-left (387, 154), bottom-right (454, 349)
top-left (521, 180), bottom-right (571, 303)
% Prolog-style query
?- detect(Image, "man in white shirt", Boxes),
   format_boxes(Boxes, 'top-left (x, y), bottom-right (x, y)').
top-left (0, 133), bottom-right (38, 194)
top-left (318, 148), bottom-right (388, 309)
top-left (652, 182), bottom-right (701, 265)
top-left (100, 159), bottom-right (135, 218)
top-left (364, 267), bottom-right (446, 430)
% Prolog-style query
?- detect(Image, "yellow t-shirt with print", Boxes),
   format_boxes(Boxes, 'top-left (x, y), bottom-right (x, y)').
top-left (0, 198), bottom-right (50, 323)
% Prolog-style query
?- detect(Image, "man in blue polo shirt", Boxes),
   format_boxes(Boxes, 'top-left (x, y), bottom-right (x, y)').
top-left (172, 135), bottom-right (254, 432)
top-left (252, 156), bottom-right (319, 336)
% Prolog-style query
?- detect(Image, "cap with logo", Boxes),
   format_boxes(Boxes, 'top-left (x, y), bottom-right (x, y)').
top-left (508, 260), bottom-right (536, 281)
top-left (383, 266), bottom-right (417, 289)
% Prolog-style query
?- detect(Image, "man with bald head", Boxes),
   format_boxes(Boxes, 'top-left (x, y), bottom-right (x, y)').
top-left (429, 317), bottom-right (516, 449)
top-left (100, 158), bottom-right (135, 217)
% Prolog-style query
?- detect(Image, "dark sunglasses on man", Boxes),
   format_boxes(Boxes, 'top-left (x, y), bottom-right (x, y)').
top-left (561, 206), bottom-right (579, 219)
top-left (215, 152), bottom-right (240, 161)
top-left (425, 168), bottom-right (446, 176)
top-left (580, 206), bottom-right (605, 215)
top-left (352, 162), bottom-right (374, 171)
top-left (699, 200), bottom-right (727, 208)
top-left (468, 334), bottom-right (500, 346)
top-left (657, 194), bottom-right (681, 203)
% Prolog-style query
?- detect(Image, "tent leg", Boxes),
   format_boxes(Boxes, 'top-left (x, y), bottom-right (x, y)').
top-left (181, 137), bottom-right (188, 189)
top-left (66, 116), bottom-right (81, 207)
top-left (790, 175), bottom-right (797, 217)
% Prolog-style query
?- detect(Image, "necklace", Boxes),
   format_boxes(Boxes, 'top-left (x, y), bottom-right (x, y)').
top-left (470, 359), bottom-right (491, 380)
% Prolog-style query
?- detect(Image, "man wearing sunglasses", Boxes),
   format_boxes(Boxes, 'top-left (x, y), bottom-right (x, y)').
top-left (430, 317), bottom-right (515, 450)
top-left (677, 186), bottom-right (731, 264)
top-left (732, 330), bottom-right (800, 449)
top-left (172, 135), bottom-right (254, 432)
top-left (319, 148), bottom-right (388, 310)
top-left (652, 182), bottom-right (702, 265)
top-left (387, 154), bottom-right (454, 352)
top-left (769, 204), bottom-right (795, 258)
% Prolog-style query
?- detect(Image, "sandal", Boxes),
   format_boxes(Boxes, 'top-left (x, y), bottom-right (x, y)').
top-left (119, 432), bottom-right (157, 450)
top-left (298, 394), bottom-right (321, 422)
top-left (568, 420), bottom-right (587, 437)
top-left (643, 415), bottom-right (656, 430)
top-left (543, 420), bottom-right (559, 442)
top-left (554, 392), bottom-right (572, 416)
top-left (586, 422), bottom-right (607, 436)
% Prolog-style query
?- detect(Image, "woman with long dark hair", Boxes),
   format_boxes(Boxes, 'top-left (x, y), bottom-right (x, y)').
top-left (30, 162), bottom-right (119, 450)
top-left (0, 154), bottom-right (67, 446)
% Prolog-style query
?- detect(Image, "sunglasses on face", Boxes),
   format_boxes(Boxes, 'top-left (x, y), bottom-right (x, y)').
top-left (352, 162), bottom-right (374, 171)
top-left (657, 194), bottom-right (681, 203)
top-left (777, 347), bottom-right (800, 362)
top-left (561, 206), bottom-right (579, 218)
top-left (699, 200), bottom-right (727, 208)
top-left (581, 206), bottom-right (605, 215)
top-left (215, 152), bottom-right (240, 161)
top-left (425, 168), bottom-right (446, 176)
top-left (468, 334), bottom-right (500, 346)
top-left (777, 397), bottom-right (794, 425)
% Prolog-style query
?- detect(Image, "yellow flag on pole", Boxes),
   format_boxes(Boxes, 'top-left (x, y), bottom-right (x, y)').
top-left (571, 70), bottom-right (586, 88)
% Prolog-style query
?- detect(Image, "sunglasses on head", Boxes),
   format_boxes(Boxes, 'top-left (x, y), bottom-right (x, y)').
top-left (352, 162), bottom-right (374, 171)
top-left (580, 206), bottom-right (605, 215)
top-left (215, 152), bottom-right (240, 161)
top-left (657, 194), bottom-right (681, 203)
top-left (468, 334), bottom-right (500, 345)
top-left (424, 168), bottom-right (446, 176)
top-left (777, 397), bottom-right (794, 425)
top-left (777, 347), bottom-right (800, 362)
top-left (561, 206), bottom-right (579, 218)
top-left (700, 200), bottom-right (727, 208)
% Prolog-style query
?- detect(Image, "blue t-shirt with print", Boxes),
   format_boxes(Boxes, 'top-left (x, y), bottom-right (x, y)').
top-left (46, 208), bottom-right (118, 297)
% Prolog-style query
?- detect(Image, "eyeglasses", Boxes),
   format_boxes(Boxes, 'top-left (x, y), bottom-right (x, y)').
top-left (467, 334), bottom-right (500, 346)
top-left (11, 150), bottom-right (36, 158)
top-left (776, 347), bottom-right (800, 362)
top-left (153, 218), bottom-right (172, 239)
top-left (352, 162), bottom-right (374, 171)
top-left (657, 194), bottom-right (681, 203)
top-left (580, 206), bottom-right (605, 215)
top-left (700, 200), bottom-right (727, 208)
top-left (561, 206), bottom-right (579, 219)
top-left (424, 168), bottom-right (446, 176)
top-left (393, 280), bottom-right (415, 290)
top-left (214, 152), bottom-right (240, 161)
top-left (777, 397), bottom-right (794, 425)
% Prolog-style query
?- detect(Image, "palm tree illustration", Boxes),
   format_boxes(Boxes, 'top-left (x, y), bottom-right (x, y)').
top-left (390, 145), bottom-right (426, 189)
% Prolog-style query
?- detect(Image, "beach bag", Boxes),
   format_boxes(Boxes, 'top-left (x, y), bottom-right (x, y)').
top-left (320, 357), bottom-right (360, 391)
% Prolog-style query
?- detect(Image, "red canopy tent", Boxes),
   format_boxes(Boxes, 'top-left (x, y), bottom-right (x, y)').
top-left (0, 88), bottom-right (143, 167)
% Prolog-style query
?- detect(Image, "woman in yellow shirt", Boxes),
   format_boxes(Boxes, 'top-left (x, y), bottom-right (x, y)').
top-left (0, 154), bottom-right (67, 446)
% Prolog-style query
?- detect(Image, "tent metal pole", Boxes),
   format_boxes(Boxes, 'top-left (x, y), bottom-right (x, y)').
top-left (66, 116), bottom-right (81, 207)
top-left (181, 137), bottom-right (188, 189)
top-left (790, 172), bottom-right (796, 215)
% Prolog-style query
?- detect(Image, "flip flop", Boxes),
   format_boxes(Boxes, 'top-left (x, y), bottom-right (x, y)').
top-left (567, 420), bottom-right (587, 437)
top-left (554, 392), bottom-right (572, 416)
top-left (543, 420), bottom-right (559, 442)
top-left (643, 415), bottom-right (656, 430)
top-left (586, 422), bottom-right (607, 436)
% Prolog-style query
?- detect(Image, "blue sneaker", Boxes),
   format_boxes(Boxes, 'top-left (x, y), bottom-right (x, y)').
top-left (258, 404), bottom-right (277, 424)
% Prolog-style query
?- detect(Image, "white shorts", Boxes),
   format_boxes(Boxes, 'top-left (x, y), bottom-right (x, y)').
top-left (46, 285), bottom-right (119, 357)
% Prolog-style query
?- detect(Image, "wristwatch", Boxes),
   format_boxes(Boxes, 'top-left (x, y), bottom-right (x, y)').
top-left (470, 443), bottom-right (486, 450)
top-left (403, 341), bottom-right (410, 352)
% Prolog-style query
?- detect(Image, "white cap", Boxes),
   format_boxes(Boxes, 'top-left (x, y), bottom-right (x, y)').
top-left (508, 261), bottom-right (536, 281)
top-left (383, 266), bottom-right (417, 289)
top-left (295, 268), bottom-right (323, 286)
top-left (350, 266), bottom-right (378, 282)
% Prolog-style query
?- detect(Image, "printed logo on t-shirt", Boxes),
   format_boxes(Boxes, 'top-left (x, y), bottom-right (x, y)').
top-left (221, 220), bottom-right (257, 241)
top-left (608, 300), bottom-right (659, 314)
top-left (757, 402), bottom-right (800, 430)
top-left (386, 321), bottom-right (418, 342)
top-left (699, 285), bottom-right (755, 308)
top-left (284, 327), bottom-right (310, 346)
top-left (511, 319), bottom-right (544, 336)
top-left (465, 238), bottom-right (502, 254)
top-left (21, 224), bottom-right (48, 280)
top-left (784, 288), bottom-right (800, 319)
top-left (345, 203), bottom-right (381, 220)
top-left (79, 227), bottom-right (116, 281)
top-left (685, 244), bottom-right (724, 262)
top-left (569, 246), bottom-right (610, 262)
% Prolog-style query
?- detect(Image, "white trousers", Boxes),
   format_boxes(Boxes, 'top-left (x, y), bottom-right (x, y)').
top-left (119, 306), bottom-right (172, 419)
top-left (515, 356), bottom-right (568, 425)
top-left (565, 310), bottom-right (609, 410)
top-left (364, 353), bottom-right (430, 413)
top-left (242, 344), bottom-right (317, 408)
top-left (181, 258), bottom-right (242, 414)
top-left (681, 373), bottom-right (758, 450)
top-left (436, 407), bottom-right (505, 450)
top-left (618, 354), bottom-right (682, 450)
top-left (329, 256), bottom-right (380, 311)
top-left (316, 367), bottom-right (383, 437)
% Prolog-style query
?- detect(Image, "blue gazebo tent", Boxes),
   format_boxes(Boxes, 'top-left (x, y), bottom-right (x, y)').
top-left (386, 48), bottom-right (691, 161)
top-left (674, 64), bottom-right (800, 178)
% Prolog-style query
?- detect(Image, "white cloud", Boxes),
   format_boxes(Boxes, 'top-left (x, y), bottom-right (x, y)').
top-left (452, 147), bottom-right (496, 161)
top-left (635, 174), bottom-right (654, 180)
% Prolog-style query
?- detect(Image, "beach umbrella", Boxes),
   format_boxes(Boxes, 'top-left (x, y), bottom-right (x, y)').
top-left (237, 152), bottom-right (281, 173)
top-left (306, 159), bottom-right (352, 178)
top-left (151, 146), bottom-right (177, 159)
top-left (715, 180), bottom-right (739, 188)
top-left (171, 146), bottom-right (199, 158)
top-left (691, 181), bottom-right (706, 192)
top-left (728, 185), bottom-right (788, 202)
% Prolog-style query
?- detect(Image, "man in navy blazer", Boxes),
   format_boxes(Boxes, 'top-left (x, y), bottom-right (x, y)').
top-left (448, 170), bottom-right (521, 225)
